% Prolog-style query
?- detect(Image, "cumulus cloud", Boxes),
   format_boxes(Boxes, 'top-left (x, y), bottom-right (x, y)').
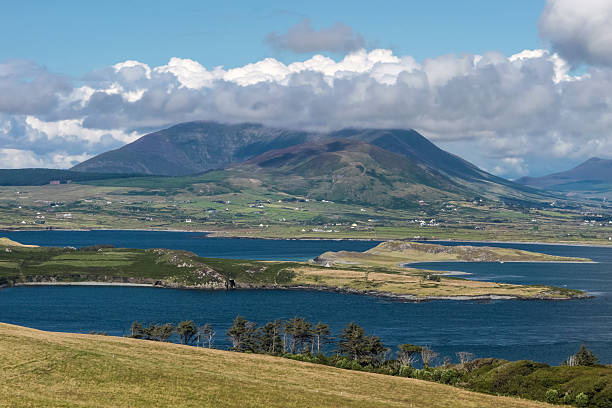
top-left (0, 60), bottom-right (71, 116)
top-left (539, 0), bottom-right (612, 66)
top-left (2, 43), bottom-right (612, 177)
top-left (265, 18), bottom-right (365, 53)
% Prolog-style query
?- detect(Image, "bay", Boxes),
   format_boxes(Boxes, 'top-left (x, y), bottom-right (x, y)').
top-left (1, 231), bottom-right (611, 365)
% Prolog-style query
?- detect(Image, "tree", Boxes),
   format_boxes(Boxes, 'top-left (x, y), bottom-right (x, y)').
top-left (147, 323), bottom-right (174, 342)
top-left (312, 322), bottom-right (331, 354)
top-left (397, 344), bottom-right (422, 367)
top-left (420, 346), bottom-right (439, 368)
top-left (129, 321), bottom-right (144, 339)
top-left (227, 316), bottom-right (258, 352)
top-left (364, 334), bottom-right (388, 365)
top-left (566, 344), bottom-right (598, 366)
top-left (256, 320), bottom-right (283, 354)
top-left (177, 320), bottom-right (197, 345)
top-left (338, 322), bottom-right (388, 365)
top-left (199, 323), bottom-right (215, 348)
top-left (284, 317), bottom-right (313, 354)
top-left (456, 351), bottom-right (474, 365)
top-left (140, 323), bottom-right (174, 341)
top-left (338, 322), bottom-right (368, 361)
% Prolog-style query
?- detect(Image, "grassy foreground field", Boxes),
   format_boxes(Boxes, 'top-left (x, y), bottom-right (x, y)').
top-left (0, 323), bottom-right (552, 408)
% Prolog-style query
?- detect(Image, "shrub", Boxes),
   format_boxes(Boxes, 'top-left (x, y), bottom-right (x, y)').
top-left (545, 388), bottom-right (559, 403)
top-left (399, 365), bottom-right (415, 378)
top-left (575, 392), bottom-right (589, 406)
top-left (561, 392), bottom-right (573, 404)
top-left (440, 369), bottom-right (461, 385)
top-left (333, 356), bottom-right (364, 371)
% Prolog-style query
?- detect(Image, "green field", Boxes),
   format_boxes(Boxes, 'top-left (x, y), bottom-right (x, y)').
top-left (0, 322), bottom-right (553, 408)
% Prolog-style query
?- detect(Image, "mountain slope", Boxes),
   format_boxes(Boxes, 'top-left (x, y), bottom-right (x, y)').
top-left (517, 157), bottom-right (612, 192)
top-left (232, 138), bottom-right (549, 207)
top-left (72, 122), bottom-right (317, 176)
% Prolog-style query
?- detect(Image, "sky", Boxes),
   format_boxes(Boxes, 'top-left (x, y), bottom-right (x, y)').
top-left (1, 0), bottom-right (611, 178)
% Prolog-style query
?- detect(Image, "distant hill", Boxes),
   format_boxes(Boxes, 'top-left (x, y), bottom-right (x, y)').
top-left (0, 168), bottom-right (142, 186)
top-left (517, 158), bottom-right (612, 192)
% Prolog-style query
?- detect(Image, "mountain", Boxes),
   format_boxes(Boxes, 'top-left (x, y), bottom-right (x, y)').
top-left (71, 121), bottom-right (549, 206)
top-left (72, 122), bottom-right (318, 176)
top-left (517, 158), bottom-right (612, 192)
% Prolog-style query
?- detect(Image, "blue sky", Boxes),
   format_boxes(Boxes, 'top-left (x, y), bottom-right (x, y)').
top-left (2, 0), bottom-right (612, 178)
top-left (2, 0), bottom-right (544, 76)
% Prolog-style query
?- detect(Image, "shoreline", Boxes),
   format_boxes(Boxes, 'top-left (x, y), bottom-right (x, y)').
top-left (15, 282), bottom-right (155, 288)
top-left (0, 228), bottom-right (381, 242)
top-left (6, 280), bottom-right (589, 302)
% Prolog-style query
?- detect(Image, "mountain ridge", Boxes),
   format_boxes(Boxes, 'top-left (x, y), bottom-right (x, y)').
top-left (517, 157), bottom-right (612, 192)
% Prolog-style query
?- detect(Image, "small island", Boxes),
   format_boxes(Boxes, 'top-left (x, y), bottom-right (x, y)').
top-left (0, 238), bottom-right (590, 301)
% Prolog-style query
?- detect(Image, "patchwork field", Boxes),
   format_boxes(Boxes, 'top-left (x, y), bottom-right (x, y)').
top-left (2, 177), bottom-right (612, 245)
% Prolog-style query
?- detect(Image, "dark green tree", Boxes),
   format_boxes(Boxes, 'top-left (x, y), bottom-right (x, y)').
top-left (147, 323), bottom-right (174, 342)
top-left (256, 320), bottom-right (283, 354)
top-left (177, 320), bottom-right (197, 345)
top-left (285, 317), bottom-right (313, 354)
top-left (227, 316), bottom-right (258, 352)
top-left (338, 322), bottom-right (388, 365)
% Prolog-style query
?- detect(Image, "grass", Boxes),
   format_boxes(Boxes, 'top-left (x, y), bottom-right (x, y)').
top-left (0, 322), bottom-right (553, 408)
top-left (289, 266), bottom-right (582, 299)
top-left (0, 242), bottom-right (587, 299)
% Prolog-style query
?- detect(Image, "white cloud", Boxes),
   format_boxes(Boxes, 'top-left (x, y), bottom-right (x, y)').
top-left (25, 116), bottom-right (140, 145)
top-left (539, 0), bottom-right (612, 66)
top-left (0, 148), bottom-right (44, 168)
top-left (492, 157), bottom-right (529, 178)
top-left (1, 45), bottom-right (612, 178)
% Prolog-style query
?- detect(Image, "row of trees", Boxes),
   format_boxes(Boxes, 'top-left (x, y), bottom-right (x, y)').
top-left (126, 316), bottom-right (599, 370)
top-left (127, 316), bottom-right (474, 368)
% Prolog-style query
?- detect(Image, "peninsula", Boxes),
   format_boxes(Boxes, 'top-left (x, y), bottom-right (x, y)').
top-left (0, 239), bottom-right (589, 301)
